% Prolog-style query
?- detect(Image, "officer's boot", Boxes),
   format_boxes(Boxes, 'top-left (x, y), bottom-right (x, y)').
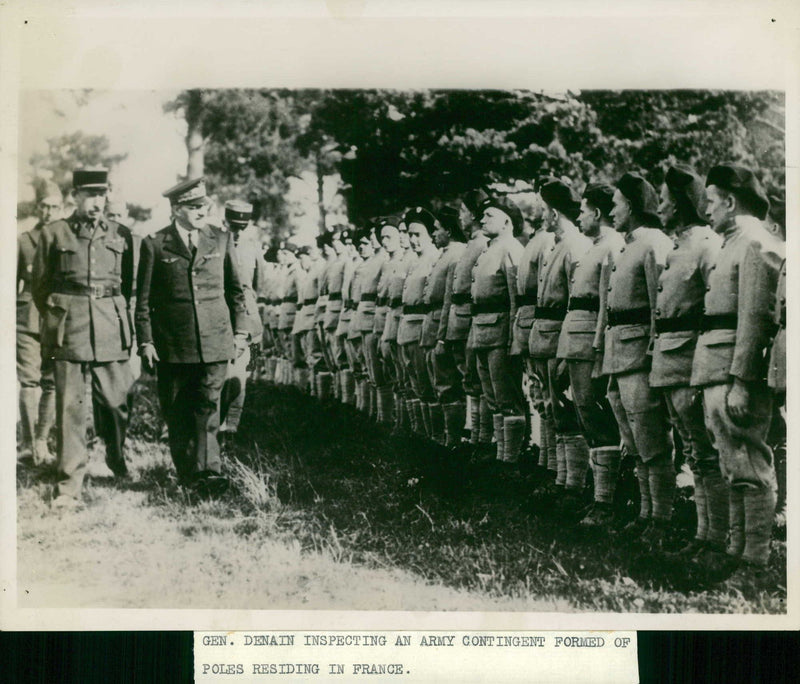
top-left (468, 396), bottom-right (481, 446)
top-left (492, 414), bottom-right (505, 462)
top-left (580, 446), bottom-right (621, 529)
top-left (563, 433), bottom-right (591, 518)
top-left (320, 372), bottom-right (334, 400)
top-left (443, 401), bottom-right (466, 448)
top-left (428, 403), bottom-right (445, 445)
top-left (502, 415), bottom-right (526, 465)
top-left (420, 402), bottom-right (433, 439)
top-left (18, 387), bottom-right (39, 459)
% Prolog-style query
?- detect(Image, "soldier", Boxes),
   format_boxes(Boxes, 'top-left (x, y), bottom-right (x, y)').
top-left (649, 165), bottom-right (723, 558)
top-left (335, 230), bottom-right (359, 405)
top-left (257, 246), bottom-right (281, 383)
top-left (18, 182), bottom-right (61, 465)
top-left (32, 169), bottom-right (135, 507)
top-left (425, 206), bottom-right (467, 446)
top-left (312, 232), bottom-right (336, 399)
top-left (135, 177), bottom-right (247, 496)
top-left (528, 179), bottom-right (592, 505)
top-left (598, 172), bottom-right (674, 548)
top-left (322, 228), bottom-right (350, 402)
top-left (277, 242), bottom-right (304, 389)
top-left (219, 200), bottom-right (265, 436)
top-left (291, 243), bottom-right (322, 396)
top-left (690, 164), bottom-right (780, 591)
top-left (555, 183), bottom-right (624, 528)
top-left (398, 208), bottom-right (441, 438)
top-left (471, 196), bottom-right (526, 464)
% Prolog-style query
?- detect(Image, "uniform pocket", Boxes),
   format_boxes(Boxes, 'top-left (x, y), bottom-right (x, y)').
top-left (700, 329), bottom-right (737, 348)
top-left (618, 325), bottom-right (649, 342)
top-left (57, 246), bottom-right (78, 273)
top-left (44, 293), bottom-right (70, 347)
top-left (474, 312), bottom-right (501, 326)
top-left (106, 239), bottom-right (126, 274)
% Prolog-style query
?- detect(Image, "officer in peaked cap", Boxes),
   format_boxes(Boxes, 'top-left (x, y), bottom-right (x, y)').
top-left (32, 168), bottom-right (136, 507)
top-left (135, 177), bottom-right (247, 497)
top-left (219, 200), bottom-right (265, 435)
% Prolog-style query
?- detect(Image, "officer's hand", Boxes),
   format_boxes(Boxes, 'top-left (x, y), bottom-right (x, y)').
top-left (234, 332), bottom-right (249, 358)
top-left (726, 378), bottom-right (752, 426)
top-left (140, 343), bottom-right (159, 374)
top-left (434, 340), bottom-right (446, 355)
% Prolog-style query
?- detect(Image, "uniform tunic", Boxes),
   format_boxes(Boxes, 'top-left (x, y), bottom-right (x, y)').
top-left (381, 250), bottom-right (417, 396)
top-left (512, 229), bottom-right (555, 355)
top-left (768, 260), bottom-right (786, 393)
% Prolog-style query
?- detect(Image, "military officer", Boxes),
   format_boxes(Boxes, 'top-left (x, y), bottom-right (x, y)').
top-left (219, 200), bottom-right (265, 435)
top-left (597, 172), bottom-right (674, 548)
top-left (398, 208), bottom-right (441, 438)
top-left (18, 183), bottom-right (61, 465)
top-left (528, 179), bottom-right (592, 505)
top-left (555, 182), bottom-right (624, 528)
top-left (471, 196), bottom-right (526, 464)
top-left (648, 165), bottom-right (723, 558)
top-left (32, 169), bottom-right (135, 507)
top-left (135, 177), bottom-right (247, 495)
top-left (424, 206), bottom-right (467, 445)
top-left (690, 164), bottom-right (780, 591)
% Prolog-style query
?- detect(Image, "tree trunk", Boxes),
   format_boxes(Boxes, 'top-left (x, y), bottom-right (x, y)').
top-left (185, 90), bottom-right (205, 178)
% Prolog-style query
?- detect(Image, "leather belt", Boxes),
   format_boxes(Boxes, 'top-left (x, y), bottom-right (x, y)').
top-left (568, 296), bottom-right (600, 312)
top-left (402, 303), bottom-right (429, 315)
top-left (302, 297), bottom-right (318, 307)
top-left (328, 292), bottom-right (342, 301)
top-left (390, 297), bottom-right (403, 309)
top-left (376, 296), bottom-right (389, 307)
top-left (517, 292), bottom-right (537, 307)
top-left (451, 292), bottom-right (472, 306)
top-left (535, 305), bottom-right (567, 321)
top-left (608, 307), bottom-right (650, 327)
top-left (471, 296), bottom-right (510, 315)
top-left (700, 313), bottom-right (738, 331)
top-left (281, 296), bottom-right (297, 304)
top-left (360, 292), bottom-right (377, 302)
top-left (654, 311), bottom-right (702, 333)
top-left (345, 299), bottom-right (356, 311)
top-left (55, 282), bottom-right (120, 298)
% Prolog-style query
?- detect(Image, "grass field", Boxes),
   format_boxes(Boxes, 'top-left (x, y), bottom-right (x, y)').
top-left (17, 376), bottom-right (787, 613)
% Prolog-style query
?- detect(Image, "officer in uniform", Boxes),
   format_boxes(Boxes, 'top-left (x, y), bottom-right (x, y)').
top-left (32, 169), bottom-right (135, 507)
top-left (690, 164), bottom-right (780, 591)
top-left (471, 196), bottom-right (526, 464)
top-left (219, 200), bottom-right (265, 435)
top-left (649, 165), bottom-right (723, 558)
top-left (598, 172), bottom-right (674, 547)
top-left (18, 183), bottom-right (61, 464)
top-left (424, 206), bottom-right (466, 445)
top-left (135, 177), bottom-right (247, 495)
top-left (528, 179), bottom-right (592, 505)
top-left (312, 232), bottom-right (336, 399)
top-left (555, 182), bottom-right (624, 528)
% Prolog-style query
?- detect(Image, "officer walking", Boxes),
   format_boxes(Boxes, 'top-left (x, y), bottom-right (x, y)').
top-left (135, 177), bottom-right (247, 496)
top-left (32, 169), bottom-right (135, 508)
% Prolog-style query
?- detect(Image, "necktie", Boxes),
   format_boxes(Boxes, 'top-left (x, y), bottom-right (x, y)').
top-left (188, 231), bottom-right (196, 257)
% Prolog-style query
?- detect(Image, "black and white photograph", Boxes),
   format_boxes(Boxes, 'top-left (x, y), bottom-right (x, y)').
top-left (2, 2), bottom-right (797, 632)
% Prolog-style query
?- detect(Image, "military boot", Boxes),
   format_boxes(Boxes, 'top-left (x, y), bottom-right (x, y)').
top-left (492, 414), bottom-right (505, 462)
top-left (18, 387), bottom-right (39, 459)
top-left (502, 415), bottom-right (526, 464)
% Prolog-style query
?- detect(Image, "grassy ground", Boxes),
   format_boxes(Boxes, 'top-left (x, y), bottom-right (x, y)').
top-left (17, 376), bottom-right (787, 613)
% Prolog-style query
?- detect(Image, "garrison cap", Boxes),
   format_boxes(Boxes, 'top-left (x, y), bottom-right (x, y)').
top-left (404, 206), bottom-right (437, 233)
top-left (462, 188), bottom-right (490, 215)
top-left (224, 199), bottom-right (253, 225)
top-left (706, 163), bottom-right (769, 221)
top-left (36, 180), bottom-right (63, 203)
top-left (438, 205), bottom-right (467, 242)
top-left (616, 172), bottom-right (662, 227)
top-left (73, 168), bottom-right (109, 190)
top-left (378, 215), bottom-right (402, 230)
top-left (664, 164), bottom-right (706, 225)
top-left (354, 226), bottom-right (373, 245)
top-left (479, 194), bottom-right (524, 236)
top-left (163, 177), bottom-right (207, 205)
top-left (541, 179), bottom-right (581, 223)
top-left (582, 182), bottom-right (615, 218)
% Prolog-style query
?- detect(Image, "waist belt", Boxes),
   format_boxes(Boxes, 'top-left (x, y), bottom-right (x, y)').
top-left (517, 292), bottom-right (537, 307)
top-left (302, 297), bottom-right (318, 307)
top-left (360, 292), bottom-right (377, 302)
top-left (281, 296), bottom-right (297, 304)
top-left (471, 297), bottom-right (510, 315)
top-left (451, 292), bottom-right (472, 306)
top-left (700, 313), bottom-right (738, 331)
top-left (568, 296), bottom-right (600, 312)
top-left (376, 296), bottom-right (389, 307)
top-left (402, 303), bottom-right (429, 315)
top-left (535, 305), bottom-right (567, 321)
top-left (55, 282), bottom-right (120, 298)
top-left (608, 307), bottom-right (650, 327)
top-left (328, 292), bottom-right (342, 301)
top-left (345, 300), bottom-right (356, 311)
top-left (654, 311), bottom-right (702, 333)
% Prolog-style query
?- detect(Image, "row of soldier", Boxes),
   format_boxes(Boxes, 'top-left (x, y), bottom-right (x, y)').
top-left (256, 164), bottom-right (786, 594)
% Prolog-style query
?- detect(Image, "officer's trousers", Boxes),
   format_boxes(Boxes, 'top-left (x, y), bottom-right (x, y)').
top-left (662, 385), bottom-right (717, 476)
top-left (431, 342), bottom-right (465, 404)
top-left (54, 358), bottom-right (133, 499)
top-left (400, 341), bottom-right (436, 403)
top-left (157, 361), bottom-right (228, 484)
top-left (568, 359), bottom-right (619, 449)
top-left (301, 328), bottom-right (326, 372)
top-left (221, 346), bottom-right (251, 431)
top-left (475, 346), bottom-right (525, 416)
top-left (531, 357), bottom-right (582, 434)
top-left (382, 338), bottom-right (404, 396)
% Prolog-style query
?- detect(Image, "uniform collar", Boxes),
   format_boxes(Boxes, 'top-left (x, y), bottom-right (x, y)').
top-left (624, 226), bottom-right (646, 244)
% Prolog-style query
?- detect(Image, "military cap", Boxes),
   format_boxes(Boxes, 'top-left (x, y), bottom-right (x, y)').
top-left (479, 194), bottom-right (524, 235)
top-left (706, 163), bottom-right (769, 221)
top-left (378, 215), bottom-right (401, 229)
top-left (354, 226), bottom-right (373, 245)
top-left (404, 206), bottom-right (438, 233)
top-left (340, 227), bottom-right (354, 244)
top-left (73, 168), bottom-right (109, 190)
top-left (664, 164), bottom-right (706, 225)
top-left (225, 199), bottom-right (253, 225)
top-left (438, 205), bottom-right (467, 242)
top-left (36, 179), bottom-right (63, 203)
top-left (462, 188), bottom-right (490, 215)
top-left (616, 172), bottom-right (662, 227)
top-left (297, 244), bottom-right (312, 257)
top-left (279, 240), bottom-right (299, 255)
top-left (162, 177), bottom-right (207, 205)
top-left (264, 246), bottom-right (280, 263)
top-left (582, 182), bottom-right (615, 218)
top-left (316, 231), bottom-right (333, 249)
top-left (541, 178), bottom-right (581, 223)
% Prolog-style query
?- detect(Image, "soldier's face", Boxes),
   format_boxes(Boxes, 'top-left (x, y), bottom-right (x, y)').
top-left (75, 189), bottom-right (107, 222)
top-left (578, 199), bottom-right (600, 237)
top-left (480, 207), bottom-right (507, 237)
top-left (611, 190), bottom-right (632, 232)
top-left (398, 223), bottom-right (410, 249)
top-left (358, 240), bottom-right (374, 258)
top-left (300, 254), bottom-right (313, 271)
top-left (381, 228), bottom-right (400, 253)
top-left (37, 196), bottom-right (62, 224)
top-left (323, 244), bottom-right (336, 258)
top-left (433, 223), bottom-right (450, 248)
top-left (658, 184), bottom-right (678, 229)
top-left (705, 185), bottom-right (732, 232)
top-left (408, 222), bottom-right (430, 254)
top-left (173, 200), bottom-right (208, 230)
top-left (458, 203), bottom-right (473, 229)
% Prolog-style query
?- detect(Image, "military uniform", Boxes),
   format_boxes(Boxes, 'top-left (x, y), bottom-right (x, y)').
top-left (278, 260), bottom-right (304, 384)
top-left (32, 209), bottom-right (135, 499)
top-left (313, 254), bottom-right (335, 396)
top-left (357, 248), bottom-right (389, 418)
top-left (335, 256), bottom-right (358, 403)
top-left (371, 247), bottom-right (397, 423)
top-left (257, 261), bottom-right (280, 382)
top-left (291, 254), bottom-right (323, 393)
top-left (17, 222), bottom-right (56, 462)
top-left (767, 259), bottom-right (786, 394)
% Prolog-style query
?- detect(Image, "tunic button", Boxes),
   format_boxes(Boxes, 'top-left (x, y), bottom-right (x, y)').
top-left (655, 309), bottom-right (660, 315)
top-left (619, 247), bottom-right (625, 253)
top-left (706, 286), bottom-right (711, 291)
top-left (673, 244), bottom-right (679, 250)
top-left (543, 262), bottom-right (547, 267)
top-left (612, 266), bottom-right (616, 272)
top-left (607, 286), bottom-right (612, 292)
top-left (711, 265), bottom-right (716, 270)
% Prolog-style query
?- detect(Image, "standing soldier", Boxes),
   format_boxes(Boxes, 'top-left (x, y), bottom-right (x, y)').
top-left (346, 229), bottom-right (370, 409)
top-left (471, 196), bottom-right (526, 464)
top-left (322, 227), bottom-right (350, 402)
top-left (691, 164), bottom-right (780, 592)
top-left (599, 173), bottom-right (674, 548)
top-left (219, 200), bottom-right (265, 436)
top-left (277, 242), bottom-right (303, 389)
top-left (398, 208), bottom-right (441, 438)
top-left (425, 206), bottom-right (467, 446)
top-left (313, 232), bottom-right (336, 399)
top-left (335, 230), bottom-right (359, 405)
top-left (528, 179), bottom-right (592, 505)
top-left (649, 165), bottom-right (723, 558)
top-left (135, 177), bottom-right (247, 496)
top-left (257, 247), bottom-right (281, 383)
top-left (291, 243), bottom-right (322, 396)
top-left (555, 183), bottom-right (624, 528)
top-left (18, 182), bottom-right (61, 465)
top-left (32, 169), bottom-right (135, 507)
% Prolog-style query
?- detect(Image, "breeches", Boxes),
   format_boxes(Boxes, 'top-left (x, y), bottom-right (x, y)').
top-left (431, 342), bottom-right (465, 403)
top-left (663, 385), bottom-right (718, 475)
top-left (531, 357), bottom-right (581, 435)
top-left (568, 359), bottom-right (619, 448)
top-left (400, 341), bottom-right (436, 402)
top-left (475, 346), bottom-right (525, 416)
